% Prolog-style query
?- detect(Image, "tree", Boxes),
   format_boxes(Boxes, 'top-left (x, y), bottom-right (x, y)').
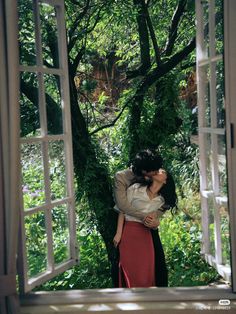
top-left (19, 0), bottom-right (196, 286)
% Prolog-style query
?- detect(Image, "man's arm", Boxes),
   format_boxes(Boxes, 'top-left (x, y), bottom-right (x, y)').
top-left (113, 171), bottom-right (146, 220)
top-left (114, 170), bottom-right (165, 227)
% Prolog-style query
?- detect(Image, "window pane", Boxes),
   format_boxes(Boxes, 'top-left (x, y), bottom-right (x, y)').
top-left (39, 3), bottom-right (59, 68)
top-left (44, 74), bottom-right (63, 135)
top-left (20, 72), bottom-right (41, 137)
top-left (21, 143), bottom-right (45, 209)
top-left (49, 140), bottom-right (67, 200)
top-left (205, 133), bottom-right (213, 190)
top-left (201, 65), bottom-right (211, 127)
top-left (52, 204), bottom-right (70, 264)
top-left (25, 211), bottom-right (47, 277)
top-left (220, 205), bottom-right (230, 266)
top-left (18, 0), bottom-right (36, 66)
top-left (216, 60), bottom-right (225, 128)
top-left (215, 0), bottom-right (223, 55)
top-left (207, 196), bottom-right (215, 257)
top-left (218, 135), bottom-right (227, 195)
top-left (202, 0), bottom-right (209, 57)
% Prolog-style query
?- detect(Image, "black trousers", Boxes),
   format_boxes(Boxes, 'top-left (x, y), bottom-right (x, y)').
top-left (151, 228), bottom-right (168, 287)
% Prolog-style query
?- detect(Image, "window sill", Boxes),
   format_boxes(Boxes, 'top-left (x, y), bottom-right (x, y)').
top-left (20, 285), bottom-right (236, 313)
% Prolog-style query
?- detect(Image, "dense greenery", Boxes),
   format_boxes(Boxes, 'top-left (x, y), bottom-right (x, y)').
top-left (18, 0), bottom-right (224, 290)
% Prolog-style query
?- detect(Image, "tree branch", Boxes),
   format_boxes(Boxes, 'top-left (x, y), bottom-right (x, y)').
top-left (68, 1), bottom-right (106, 53)
top-left (71, 46), bottom-right (86, 77)
top-left (145, 6), bottom-right (161, 66)
top-left (90, 37), bottom-right (195, 135)
top-left (68, 0), bottom-right (90, 46)
top-left (164, 0), bottom-right (187, 56)
top-left (180, 61), bottom-right (196, 70)
top-left (89, 97), bottom-right (134, 135)
top-left (136, 36), bottom-right (196, 95)
top-left (20, 78), bottom-right (63, 135)
top-left (127, 0), bottom-right (151, 79)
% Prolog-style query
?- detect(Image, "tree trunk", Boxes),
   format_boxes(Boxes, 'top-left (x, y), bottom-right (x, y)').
top-left (68, 65), bottom-right (119, 286)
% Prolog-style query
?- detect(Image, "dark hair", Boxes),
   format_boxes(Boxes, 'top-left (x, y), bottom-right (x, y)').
top-left (159, 172), bottom-right (178, 211)
top-left (133, 172), bottom-right (178, 212)
top-left (131, 149), bottom-right (178, 212)
top-left (131, 149), bottom-right (163, 176)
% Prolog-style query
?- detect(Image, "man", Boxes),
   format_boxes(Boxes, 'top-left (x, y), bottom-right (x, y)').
top-left (113, 149), bottom-right (169, 287)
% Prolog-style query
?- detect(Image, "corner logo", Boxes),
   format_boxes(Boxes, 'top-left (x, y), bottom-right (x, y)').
top-left (219, 299), bottom-right (231, 306)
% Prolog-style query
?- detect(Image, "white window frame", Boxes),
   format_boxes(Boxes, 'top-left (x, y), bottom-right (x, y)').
top-left (18, 0), bottom-right (78, 293)
top-left (0, 0), bottom-right (233, 308)
top-left (224, 0), bottom-right (236, 293)
top-left (196, 0), bottom-right (231, 282)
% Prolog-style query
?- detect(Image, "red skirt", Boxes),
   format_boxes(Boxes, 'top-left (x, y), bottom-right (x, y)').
top-left (119, 221), bottom-right (155, 288)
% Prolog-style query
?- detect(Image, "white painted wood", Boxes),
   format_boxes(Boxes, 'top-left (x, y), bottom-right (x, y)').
top-left (200, 127), bottom-right (225, 134)
top-left (21, 134), bottom-right (65, 144)
top-left (56, 0), bottom-right (78, 260)
top-left (196, 0), bottom-right (210, 255)
top-left (20, 303), bottom-right (236, 314)
top-left (19, 286), bottom-right (236, 314)
top-left (19, 65), bottom-right (63, 76)
top-left (196, 0), bottom-right (230, 281)
top-left (20, 286), bottom-right (236, 304)
top-left (18, 0), bottom-right (77, 293)
top-left (224, 0), bottom-right (236, 293)
top-left (198, 54), bottom-right (222, 66)
top-left (27, 259), bottom-right (76, 291)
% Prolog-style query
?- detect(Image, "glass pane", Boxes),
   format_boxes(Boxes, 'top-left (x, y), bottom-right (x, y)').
top-left (218, 135), bottom-right (227, 195)
top-left (205, 133), bottom-right (213, 190)
top-left (215, 0), bottom-right (223, 55)
top-left (219, 205), bottom-right (230, 266)
top-left (201, 65), bottom-right (211, 127)
top-left (25, 211), bottom-right (47, 277)
top-left (39, 3), bottom-right (59, 68)
top-left (49, 140), bottom-right (67, 200)
top-left (44, 74), bottom-right (63, 134)
top-left (52, 204), bottom-right (70, 264)
top-left (20, 72), bottom-right (41, 137)
top-left (18, 0), bottom-right (36, 66)
top-left (207, 196), bottom-right (215, 257)
top-left (21, 143), bottom-right (45, 209)
top-left (202, 0), bottom-right (209, 58)
top-left (216, 60), bottom-right (225, 128)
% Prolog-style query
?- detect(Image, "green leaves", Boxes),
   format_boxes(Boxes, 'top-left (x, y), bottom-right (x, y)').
top-left (160, 210), bottom-right (220, 286)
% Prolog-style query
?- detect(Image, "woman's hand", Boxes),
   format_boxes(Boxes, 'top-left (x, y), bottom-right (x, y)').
top-left (113, 233), bottom-right (122, 247)
top-left (143, 213), bottom-right (160, 229)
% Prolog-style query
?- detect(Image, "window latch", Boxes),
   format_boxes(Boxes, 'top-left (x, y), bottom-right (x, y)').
top-left (230, 123), bottom-right (234, 148)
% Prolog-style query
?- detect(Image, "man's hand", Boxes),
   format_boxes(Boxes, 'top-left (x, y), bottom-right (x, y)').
top-left (143, 212), bottom-right (160, 229)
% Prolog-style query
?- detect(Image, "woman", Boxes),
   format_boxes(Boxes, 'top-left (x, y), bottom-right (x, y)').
top-left (113, 166), bottom-right (172, 288)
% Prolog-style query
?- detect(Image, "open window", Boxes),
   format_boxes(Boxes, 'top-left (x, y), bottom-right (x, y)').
top-left (196, 0), bottom-right (233, 284)
top-left (17, 0), bottom-right (78, 293)
top-left (14, 0), bottom-right (236, 298)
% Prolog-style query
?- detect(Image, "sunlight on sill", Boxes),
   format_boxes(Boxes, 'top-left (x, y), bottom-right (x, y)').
top-left (20, 300), bottom-right (236, 314)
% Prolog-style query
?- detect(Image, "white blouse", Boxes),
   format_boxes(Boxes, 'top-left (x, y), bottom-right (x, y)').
top-left (125, 183), bottom-right (165, 223)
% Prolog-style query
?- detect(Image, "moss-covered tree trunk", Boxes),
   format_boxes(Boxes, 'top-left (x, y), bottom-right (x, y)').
top-left (68, 66), bottom-right (119, 285)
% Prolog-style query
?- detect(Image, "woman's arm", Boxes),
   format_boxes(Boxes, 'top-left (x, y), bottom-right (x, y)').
top-left (113, 212), bottom-right (125, 247)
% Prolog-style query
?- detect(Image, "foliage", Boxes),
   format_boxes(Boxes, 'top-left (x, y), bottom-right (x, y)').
top-left (160, 197), bottom-right (220, 287)
top-left (18, 0), bottom-right (228, 291)
top-left (35, 230), bottom-right (112, 291)
top-left (34, 191), bottom-right (220, 290)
